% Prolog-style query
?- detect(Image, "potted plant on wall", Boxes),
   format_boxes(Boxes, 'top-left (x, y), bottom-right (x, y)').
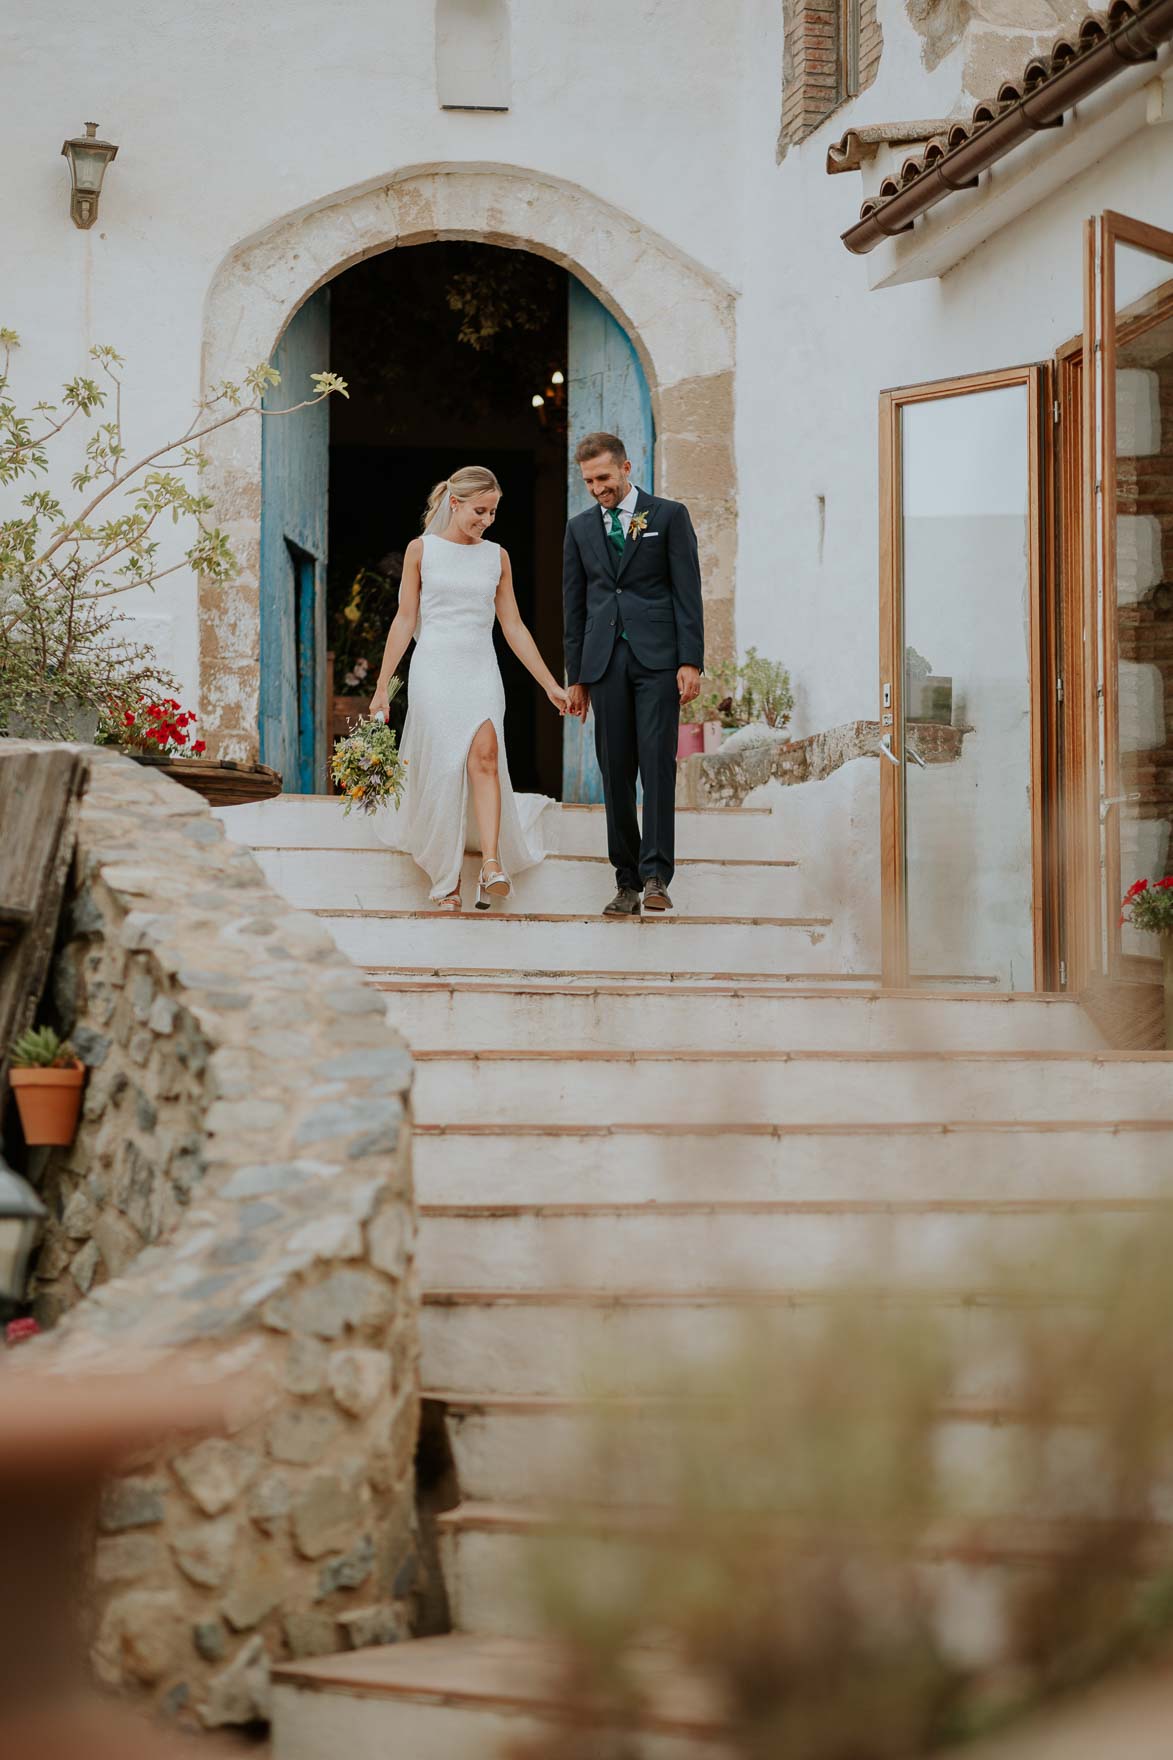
top-left (7, 1027), bottom-right (86, 1146)
top-left (1120, 877), bottom-right (1173, 1047)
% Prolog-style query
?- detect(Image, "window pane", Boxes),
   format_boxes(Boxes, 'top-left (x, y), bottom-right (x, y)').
top-left (900, 385), bottom-right (1034, 988)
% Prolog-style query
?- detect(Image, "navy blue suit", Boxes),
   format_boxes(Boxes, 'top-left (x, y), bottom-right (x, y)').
top-left (562, 490), bottom-right (705, 890)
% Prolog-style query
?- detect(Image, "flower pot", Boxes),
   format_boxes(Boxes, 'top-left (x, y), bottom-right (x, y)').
top-left (677, 724), bottom-right (705, 760)
top-left (9, 1064), bottom-right (86, 1146)
top-left (1164, 936), bottom-right (1173, 1052)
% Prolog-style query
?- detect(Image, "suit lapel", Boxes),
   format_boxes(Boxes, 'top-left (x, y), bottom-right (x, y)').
top-left (616, 488), bottom-right (655, 582)
top-left (586, 504), bottom-right (619, 577)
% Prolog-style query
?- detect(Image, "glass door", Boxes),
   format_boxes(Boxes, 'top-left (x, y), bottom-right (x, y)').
top-left (880, 368), bottom-right (1047, 989)
top-left (1088, 213), bottom-right (1173, 977)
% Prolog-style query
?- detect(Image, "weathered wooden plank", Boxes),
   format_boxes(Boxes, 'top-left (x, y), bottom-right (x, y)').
top-left (0, 743), bottom-right (89, 1084)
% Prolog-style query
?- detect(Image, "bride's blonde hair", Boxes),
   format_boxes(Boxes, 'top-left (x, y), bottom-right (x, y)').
top-left (423, 466), bottom-right (501, 536)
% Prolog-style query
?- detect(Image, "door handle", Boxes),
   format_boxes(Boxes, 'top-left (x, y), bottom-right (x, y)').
top-left (906, 741), bottom-right (927, 768)
top-left (1100, 791), bottom-right (1141, 822)
top-left (878, 733), bottom-right (900, 767)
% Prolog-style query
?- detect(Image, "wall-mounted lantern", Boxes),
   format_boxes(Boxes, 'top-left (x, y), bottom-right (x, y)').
top-left (0, 1153), bottom-right (46, 1308)
top-left (60, 122), bottom-right (119, 230)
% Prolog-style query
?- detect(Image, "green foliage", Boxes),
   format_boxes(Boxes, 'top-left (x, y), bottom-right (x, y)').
top-left (680, 652), bottom-right (793, 730)
top-left (0, 327), bottom-right (346, 737)
top-left (10, 1025), bottom-right (77, 1068)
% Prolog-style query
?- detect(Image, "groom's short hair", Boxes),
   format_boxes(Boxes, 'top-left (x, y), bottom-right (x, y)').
top-left (575, 432), bottom-right (628, 467)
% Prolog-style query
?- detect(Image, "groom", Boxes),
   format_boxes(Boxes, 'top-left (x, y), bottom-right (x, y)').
top-left (563, 432), bottom-right (704, 915)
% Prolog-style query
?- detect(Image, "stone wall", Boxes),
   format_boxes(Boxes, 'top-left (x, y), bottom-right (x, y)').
top-left (22, 748), bottom-right (420, 1731)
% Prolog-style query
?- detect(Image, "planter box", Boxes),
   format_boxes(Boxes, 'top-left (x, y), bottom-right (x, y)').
top-left (125, 754), bottom-right (283, 807)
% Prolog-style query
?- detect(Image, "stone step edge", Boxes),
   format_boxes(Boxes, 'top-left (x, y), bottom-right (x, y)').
top-left (411, 1047), bottom-right (1172, 1065)
top-left (272, 1632), bottom-right (725, 1739)
top-left (414, 1119), bottom-right (1172, 1138)
top-left (369, 966), bottom-right (885, 985)
top-left (422, 1287), bottom-right (1093, 1310)
top-left (373, 976), bottom-right (1082, 1004)
top-left (266, 796), bottom-right (773, 815)
top-left (318, 909), bottom-right (833, 928)
top-left (252, 847), bottom-right (800, 869)
top-left (436, 1499), bottom-right (1170, 1565)
top-left (425, 1391), bottom-right (1103, 1430)
top-left (419, 1197), bottom-right (1173, 1219)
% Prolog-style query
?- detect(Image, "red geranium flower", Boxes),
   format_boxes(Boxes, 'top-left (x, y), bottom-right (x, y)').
top-left (5, 1317), bottom-right (40, 1345)
top-left (192, 740), bottom-right (207, 756)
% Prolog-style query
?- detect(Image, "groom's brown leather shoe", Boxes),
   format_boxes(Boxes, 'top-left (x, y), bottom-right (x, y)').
top-left (603, 887), bottom-right (642, 917)
top-left (642, 878), bottom-right (672, 912)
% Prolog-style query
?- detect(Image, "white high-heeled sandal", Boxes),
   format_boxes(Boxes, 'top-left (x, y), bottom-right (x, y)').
top-left (435, 889), bottom-right (462, 913)
top-left (475, 858), bottom-right (511, 910)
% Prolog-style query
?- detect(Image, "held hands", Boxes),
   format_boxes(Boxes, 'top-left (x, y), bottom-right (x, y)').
top-left (545, 681), bottom-right (572, 716)
top-left (678, 666), bottom-right (701, 708)
top-left (566, 684), bottom-right (590, 724)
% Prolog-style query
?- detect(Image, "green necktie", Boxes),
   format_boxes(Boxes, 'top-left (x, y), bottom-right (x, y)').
top-left (607, 507), bottom-right (626, 557)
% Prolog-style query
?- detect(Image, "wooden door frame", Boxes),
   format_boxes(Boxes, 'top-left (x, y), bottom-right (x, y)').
top-left (879, 364), bottom-right (1049, 989)
top-left (1088, 211), bottom-right (1173, 978)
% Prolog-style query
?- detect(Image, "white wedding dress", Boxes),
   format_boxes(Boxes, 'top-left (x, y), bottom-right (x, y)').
top-left (374, 533), bottom-right (551, 900)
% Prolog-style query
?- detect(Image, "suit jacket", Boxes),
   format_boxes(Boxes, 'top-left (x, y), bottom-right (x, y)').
top-left (562, 489), bottom-right (704, 687)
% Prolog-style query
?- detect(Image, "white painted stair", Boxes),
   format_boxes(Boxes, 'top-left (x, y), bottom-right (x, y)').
top-left (213, 795), bottom-right (1172, 1759)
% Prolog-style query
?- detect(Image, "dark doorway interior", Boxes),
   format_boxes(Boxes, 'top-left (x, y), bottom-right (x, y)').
top-left (327, 243), bottom-right (568, 797)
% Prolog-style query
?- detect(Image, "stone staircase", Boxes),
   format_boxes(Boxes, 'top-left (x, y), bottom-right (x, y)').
top-left (215, 793), bottom-right (1170, 1760)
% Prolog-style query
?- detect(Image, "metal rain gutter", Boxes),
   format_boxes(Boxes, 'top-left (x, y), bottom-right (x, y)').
top-left (841, 0), bottom-right (1173, 256)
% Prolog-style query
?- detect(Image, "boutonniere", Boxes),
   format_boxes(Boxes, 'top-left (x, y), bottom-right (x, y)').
top-left (628, 511), bottom-right (649, 543)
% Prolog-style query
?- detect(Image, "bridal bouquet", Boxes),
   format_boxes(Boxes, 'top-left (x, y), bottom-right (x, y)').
top-left (331, 684), bottom-right (406, 816)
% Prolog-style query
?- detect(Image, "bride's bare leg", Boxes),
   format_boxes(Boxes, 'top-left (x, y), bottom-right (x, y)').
top-left (468, 722), bottom-right (502, 862)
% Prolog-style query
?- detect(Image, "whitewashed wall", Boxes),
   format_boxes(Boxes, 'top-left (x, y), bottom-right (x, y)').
top-left (4, 0), bottom-right (1172, 758)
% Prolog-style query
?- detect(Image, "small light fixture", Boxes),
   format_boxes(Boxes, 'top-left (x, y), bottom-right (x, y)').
top-left (531, 394), bottom-right (545, 408)
top-left (61, 121), bottom-right (119, 230)
top-left (0, 1153), bottom-right (46, 1307)
top-left (551, 370), bottom-right (565, 385)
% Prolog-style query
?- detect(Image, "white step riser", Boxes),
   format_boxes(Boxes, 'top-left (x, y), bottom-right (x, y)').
top-left (443, 1408), bottom-right (1119, 1519)
top-left (216, 799), bottom-right (782, 861)
top-left (440, 1525), bottom-right (1026, 1649)
top-left (412, 1057), bottom-right (1173, 1128)
top-left (386, 988), bottom-right (1104, 1053)
top-left (418, 1209), bottom-right (1145, 1296)
top-left (253, 847), bottom-right (805, 919)
top-left (420, 1300), bottom-right (1087, 1400)
top-left (415, 1127), bottom-right (1173, 1206)
top-left (324, 916), bottom-right (836, 977)
top-left (271, 1685), bottom-right (728, 1760)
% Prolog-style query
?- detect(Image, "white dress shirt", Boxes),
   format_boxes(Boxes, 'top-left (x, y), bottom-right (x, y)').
top-left (604, 484), bottom-right (639, 538)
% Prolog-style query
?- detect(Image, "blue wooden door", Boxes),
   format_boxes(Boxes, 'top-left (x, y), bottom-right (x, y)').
top-left (260, 287), bottom-right (330, 791)
top-left (562, 279), bottom-right (655, 803)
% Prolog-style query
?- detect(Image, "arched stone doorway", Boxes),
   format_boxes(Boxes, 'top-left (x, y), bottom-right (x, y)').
top-left (199, 163), bottom-right (737, 762)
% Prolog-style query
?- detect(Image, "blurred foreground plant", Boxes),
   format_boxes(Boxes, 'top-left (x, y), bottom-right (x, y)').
top-left (511, 1213), bottom-right (1173, 1760)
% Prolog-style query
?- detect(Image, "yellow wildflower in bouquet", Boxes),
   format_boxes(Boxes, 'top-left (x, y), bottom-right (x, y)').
top-left (331, 681), bottom-right (407, 817)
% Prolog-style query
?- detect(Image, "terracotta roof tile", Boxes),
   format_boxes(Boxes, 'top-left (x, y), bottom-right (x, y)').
top-left (830, 0), bottom-right (1173, 252)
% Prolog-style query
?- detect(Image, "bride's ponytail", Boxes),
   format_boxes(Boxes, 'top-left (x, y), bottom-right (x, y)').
top-left (422, 465), bottom-right (501, 537)
top-left (423, 478), bottom-right (452, 535)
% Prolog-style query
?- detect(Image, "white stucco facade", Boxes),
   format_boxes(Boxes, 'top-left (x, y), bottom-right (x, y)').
top-left (4, 0), bottom-right (1172, 776)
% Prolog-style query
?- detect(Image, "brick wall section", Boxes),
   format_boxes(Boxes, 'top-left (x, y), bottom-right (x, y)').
top-left (22, 748), bottom-right (421, 1731)
top-left (778, 0), bottom-right (883, 158)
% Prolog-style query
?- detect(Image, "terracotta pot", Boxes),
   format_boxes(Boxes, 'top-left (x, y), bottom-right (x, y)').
top-left (677, 723), bottom-right (705, 760)
top-left (9, 1065), bottom-right (86, 1146)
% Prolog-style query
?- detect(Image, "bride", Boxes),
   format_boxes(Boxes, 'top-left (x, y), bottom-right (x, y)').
top-left (368, 465), bottom-right (569, 910)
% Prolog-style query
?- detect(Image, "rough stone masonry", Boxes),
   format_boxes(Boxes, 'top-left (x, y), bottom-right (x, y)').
top-left (20, 747), bottom-right (421, 1730)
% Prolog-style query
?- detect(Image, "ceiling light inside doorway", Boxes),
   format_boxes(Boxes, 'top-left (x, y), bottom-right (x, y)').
top-left (531, 394), bottom-right (545, 408)
top-left (551, 371), bottom-right (565, 385)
